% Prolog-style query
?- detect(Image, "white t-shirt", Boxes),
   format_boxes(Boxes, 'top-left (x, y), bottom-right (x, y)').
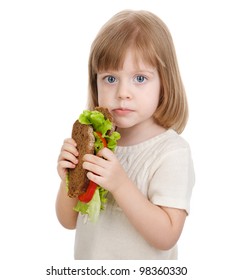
top-left (74, 129), bottom-right (195, 260)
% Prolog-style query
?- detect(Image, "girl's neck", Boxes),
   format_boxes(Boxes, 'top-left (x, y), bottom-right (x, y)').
top-left (117, 121), bottom-right (166, 146)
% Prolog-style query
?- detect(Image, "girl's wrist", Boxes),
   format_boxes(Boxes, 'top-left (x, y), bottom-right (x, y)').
top-left (111, 178), bottom-right (133, 200)
top-left (60, 179), bottom-right (68, 192)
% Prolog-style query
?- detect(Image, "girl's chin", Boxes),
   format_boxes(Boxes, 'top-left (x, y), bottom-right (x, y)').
top-left (114, 121), bottom-right (136, 130)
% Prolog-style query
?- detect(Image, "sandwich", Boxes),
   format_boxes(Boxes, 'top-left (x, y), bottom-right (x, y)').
top-left (66, 107), bottom-right (120, 222)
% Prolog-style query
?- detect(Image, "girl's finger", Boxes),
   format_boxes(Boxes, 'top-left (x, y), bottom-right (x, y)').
top-left (61, 143), bottom-right (79, 157)
top-left (82, 160), bottom-right (105, 176)
top-left (63, 138), bottom-right (77, 146)
top-left (58, 151), bottom-right (78, 164)
top-left (58, 160), bottom-right (76, 170)
top-left (97, 147), bottom-right (114, 161)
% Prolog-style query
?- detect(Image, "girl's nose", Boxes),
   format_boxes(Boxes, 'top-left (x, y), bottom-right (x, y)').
top-left (116, 82), bottom-right (132, 100)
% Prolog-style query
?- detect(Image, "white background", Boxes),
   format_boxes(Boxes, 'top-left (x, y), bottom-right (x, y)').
top-left (1, 0), bottom-right (232, 279)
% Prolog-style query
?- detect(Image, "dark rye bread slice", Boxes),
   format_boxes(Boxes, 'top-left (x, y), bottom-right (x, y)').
top-left (67, 120), bottom-right (95, 198)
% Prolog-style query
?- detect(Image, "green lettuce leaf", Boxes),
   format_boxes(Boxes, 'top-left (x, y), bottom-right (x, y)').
top-left (105, 132), bottom-right (121, 151)
top-left (73, 187), bottom-right (108, 223)
top-left (79, 110), bottom-right (112, 136)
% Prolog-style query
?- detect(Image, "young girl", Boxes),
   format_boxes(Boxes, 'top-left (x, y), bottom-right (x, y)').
top-left (56, 10), bottom-right (195, 260)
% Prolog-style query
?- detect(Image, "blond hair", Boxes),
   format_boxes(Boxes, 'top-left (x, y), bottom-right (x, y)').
top-left (87, 10), bottom-right (188, 133)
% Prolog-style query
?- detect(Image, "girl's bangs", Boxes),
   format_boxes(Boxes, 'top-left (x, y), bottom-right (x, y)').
top-left (93, 30), bottom-right (158, 73)
top-left (95, 43), bottom-right (128, 72)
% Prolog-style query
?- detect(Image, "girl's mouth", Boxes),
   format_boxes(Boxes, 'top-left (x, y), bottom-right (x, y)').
top-left (112, 108), bottom-right (134, 116)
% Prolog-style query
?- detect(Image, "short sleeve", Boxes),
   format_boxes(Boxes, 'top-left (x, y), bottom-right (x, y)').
top-left (148, 147), bottom-right (195, 214)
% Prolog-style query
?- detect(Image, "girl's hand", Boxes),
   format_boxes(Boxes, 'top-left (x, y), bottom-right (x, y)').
top-left (82, 148), bottom-right (129, 193)
top-left (57, 138), bottom-right (79, 182)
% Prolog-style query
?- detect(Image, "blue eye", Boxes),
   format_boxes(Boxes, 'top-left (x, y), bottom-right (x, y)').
top-left (135, 75), bottom-right (146, 83)
top-left (105, 75), bottom-right (116, 84)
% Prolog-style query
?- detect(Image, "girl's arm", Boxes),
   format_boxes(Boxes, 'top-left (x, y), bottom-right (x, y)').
top-left (83, 148), bottom-right (186, 250)
top-left (56, 138), bottom-right (79, 229)
top-left (112, 180), bottom-right (186, 250)
top-left (56, 181), bottom-right (79, 229)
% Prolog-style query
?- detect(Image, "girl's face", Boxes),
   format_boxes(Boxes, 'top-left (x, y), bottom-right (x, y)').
top-left (97, 50), bottom-right (161, 134)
